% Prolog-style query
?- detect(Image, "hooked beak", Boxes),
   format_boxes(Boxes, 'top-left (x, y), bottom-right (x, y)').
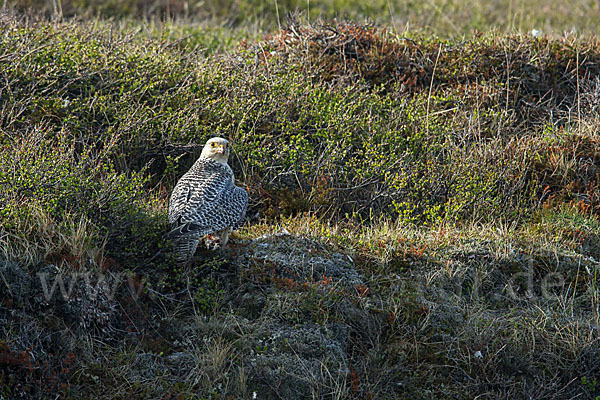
top-left (215, 145), bottom-right (225, 154)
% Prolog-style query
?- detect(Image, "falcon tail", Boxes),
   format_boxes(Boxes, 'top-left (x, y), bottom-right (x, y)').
top-left (172, 236), bottom-right (200, 265)
top-left (166, 223), bottom-right (215, 265)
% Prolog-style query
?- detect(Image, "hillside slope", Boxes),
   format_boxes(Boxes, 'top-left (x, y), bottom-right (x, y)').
top-left (1, 13), bottom-right (600, 399)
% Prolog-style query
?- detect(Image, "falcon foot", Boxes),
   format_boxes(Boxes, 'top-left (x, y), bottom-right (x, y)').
top-left (204, 234), bottom-right (222, 250)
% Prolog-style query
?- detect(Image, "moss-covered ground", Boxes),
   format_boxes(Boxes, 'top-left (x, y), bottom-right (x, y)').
top-left (1, 2), bottom-right (599, 399)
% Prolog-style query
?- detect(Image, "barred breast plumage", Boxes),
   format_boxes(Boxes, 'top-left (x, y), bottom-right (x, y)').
top-left (167, 137), bottom-right (248, 264)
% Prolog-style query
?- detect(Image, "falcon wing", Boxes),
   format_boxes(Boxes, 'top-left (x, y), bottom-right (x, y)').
top-left (168, 165), bottom-right (230, 228)
top-left (231, 185), bottom-right (248, 230)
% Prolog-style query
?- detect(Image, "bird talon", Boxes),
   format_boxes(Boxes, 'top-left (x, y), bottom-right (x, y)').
top-left (205, 234), bottom-right (222, 250)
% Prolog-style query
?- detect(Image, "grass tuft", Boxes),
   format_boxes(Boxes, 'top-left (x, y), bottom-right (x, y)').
top-left (1, 7), bottom-right (600, 400)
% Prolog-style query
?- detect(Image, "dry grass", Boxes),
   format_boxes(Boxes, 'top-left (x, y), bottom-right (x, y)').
top-left (237, 213), bottom-right (600, 398)
top-left (0, 205), bottom-right (102, 269)
top-left (7, 0), bottom-right (600, 36)
top-left (1, 8), bottom-right (600, 400)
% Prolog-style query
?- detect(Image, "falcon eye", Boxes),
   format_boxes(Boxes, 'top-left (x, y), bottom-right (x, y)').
top-left (210, 142), bottom-right (216, 147)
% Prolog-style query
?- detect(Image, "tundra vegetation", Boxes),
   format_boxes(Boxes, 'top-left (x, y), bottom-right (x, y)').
top-left (1, 0), bottom-right (600, 398)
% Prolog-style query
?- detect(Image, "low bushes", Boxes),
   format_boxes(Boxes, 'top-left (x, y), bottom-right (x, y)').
top-left (1, 15), bottom-right (599, 230)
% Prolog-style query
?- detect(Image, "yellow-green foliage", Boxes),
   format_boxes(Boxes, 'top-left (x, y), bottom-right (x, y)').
top-left (0, 125), bottom-right (164, 269)
top-left (2, 9), bottom-right (600, 400)
top-left (1, 16), bottom-right (599, 225)
top-left (8, 0), bottom-right (600, 36)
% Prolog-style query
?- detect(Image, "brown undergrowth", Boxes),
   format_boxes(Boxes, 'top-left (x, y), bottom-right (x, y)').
top-left (1, 11), bottom-right (600, 400)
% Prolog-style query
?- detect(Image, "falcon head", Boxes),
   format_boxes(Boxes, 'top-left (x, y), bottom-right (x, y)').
top-left (200, 137), bottom-right (230, 164)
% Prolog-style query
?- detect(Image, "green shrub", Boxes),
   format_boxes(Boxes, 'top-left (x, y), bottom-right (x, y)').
top-left (0, 125), bottom-right (164, 269)
top-left (8, 0), bottom-right (600, 37)
top-left (1, 15), bottom-right (599, 225)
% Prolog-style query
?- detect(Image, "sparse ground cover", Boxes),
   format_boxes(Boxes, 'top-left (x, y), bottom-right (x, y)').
top-left (0, 3), bottom-right (599, 399)
top-left (8, 0), bottom-right (600, 36)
